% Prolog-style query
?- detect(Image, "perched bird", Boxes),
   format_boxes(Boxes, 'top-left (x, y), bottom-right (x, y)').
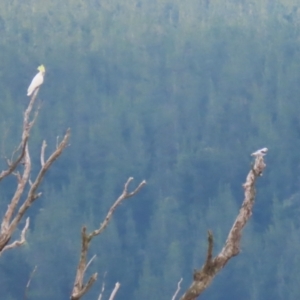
top-left (27, 65), bottom-right (46, 96)
top-left (251, 147), bottom-right (268, 157)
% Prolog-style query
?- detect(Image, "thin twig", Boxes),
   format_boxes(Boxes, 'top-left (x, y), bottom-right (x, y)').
top-left (40, 140), bottom-right (47, 167)
top-left (91, 178), bottom-right (146, 237)
top-left (24, 265), bottom-right (38, 300)
top-left (108, 282), bottom-right (121, 300)
top-left (172, 278), bottom-right (183, 300)
top-left (83, 255), bottom-right (96, 274)
top-left (97, 272), bottom-right (107, 300)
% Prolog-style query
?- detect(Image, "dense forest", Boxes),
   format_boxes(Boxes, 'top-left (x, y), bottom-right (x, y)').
top-left (1, 0), bottom-right (300, 299)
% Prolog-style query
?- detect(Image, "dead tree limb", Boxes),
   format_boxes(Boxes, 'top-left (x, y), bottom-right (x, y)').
top-left (0, 89), bottom-right (70, 254)
top-left (180, 155), bottom-right (266, 300)
top-left (0, 90), bottom-right (38, 182)
top-left (70, 177), bottom-right (146, 300)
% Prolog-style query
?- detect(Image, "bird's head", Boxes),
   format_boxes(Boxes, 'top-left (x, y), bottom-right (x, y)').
top-left (37, 64), bottom-right (46, 74)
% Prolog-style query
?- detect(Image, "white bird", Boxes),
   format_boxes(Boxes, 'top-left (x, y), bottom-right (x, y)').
top-left (27, 65), bottom-right (46, 96)
top-left (251, 147), bottom-right (268, 157)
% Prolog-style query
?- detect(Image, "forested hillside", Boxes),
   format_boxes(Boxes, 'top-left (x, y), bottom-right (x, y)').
top-left (1, 0), bottom-right (300, 299)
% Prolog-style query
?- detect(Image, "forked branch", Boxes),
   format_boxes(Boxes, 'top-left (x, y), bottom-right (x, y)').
top-left (7, 129), bottom-right (70, 237)
top-left (70, 177), bottom-right (146, 300)
top-left (0, 90), bottom-right (39, 182)
top-left (0, 217), bottom-right (30, 255)
top-left (0, 88), bottom-right (70, 254)
top-left (180, 155), bottom-right (267, 300)
top-left (91, 177), bottom-right (146, 237)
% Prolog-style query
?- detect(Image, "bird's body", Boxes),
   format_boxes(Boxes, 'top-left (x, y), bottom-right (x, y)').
top-left (251, 147), bottom-right (268, 157)
top-left (27, 65), bottom-right (46, 96)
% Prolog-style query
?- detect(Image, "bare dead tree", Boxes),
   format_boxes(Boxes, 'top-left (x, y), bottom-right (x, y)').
top-left (180, 154), bottom-right (267, 300)
top-left (0, 88), bottom-right (70, 254)
top-left (0, 77), bottom-right (266, 300)
top-left (71, 177), bottom-right (146, 300)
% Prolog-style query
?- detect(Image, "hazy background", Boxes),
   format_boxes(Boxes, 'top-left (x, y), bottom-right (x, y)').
top-left (1, 0), bottom-right (300, 299)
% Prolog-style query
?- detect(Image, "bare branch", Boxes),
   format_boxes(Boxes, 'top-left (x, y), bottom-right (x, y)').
top-left (203, 231), bottom-right (213, 272)
top-left (24, 265), bottom-right (38, 300)
top-left (56, 136), bottom-right (60, 149)
top-left (6, 129), bottom-right (70, 238)
top-left (12, 171), bottom-right (22, 183)
top-left (0, 88), bottom-right (39, 182)
top-left (70, 178), bottom-right (146, 300)
top-left (172, 278), bottom-right (183, 300)
top-left (40, 140), bottom-right (47, 167)
top-left (74, 273), bottom-right (98, 300)
top-left (97, 272), bottom-right (107, 300)
top-left (0, 139), bottom-right (28, 182)
top-left (9, 142), bottom-right (23, 165)
top-left (1, 217), bottom-right (30, 255)
top-left (180, 155), bottom-right (267, 300)
top-left (27, 103), bottom-right (41, 129)
top-left (1, 145), bottom-right (31, 234)
top-left (0, 91), bottom-right (41, 250)
top-left (84, 273), bottom-right (98, 292)
top-left (108, 282), bottom-right (121, 300)
top-left (84, 254), bottom-right (96, 274)
top-left (0, 82), bottom-right (70, 257)
top-left (0, 126), bottom-right (70, 253)
top-left (91, 178), bottom-right (146, 237)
